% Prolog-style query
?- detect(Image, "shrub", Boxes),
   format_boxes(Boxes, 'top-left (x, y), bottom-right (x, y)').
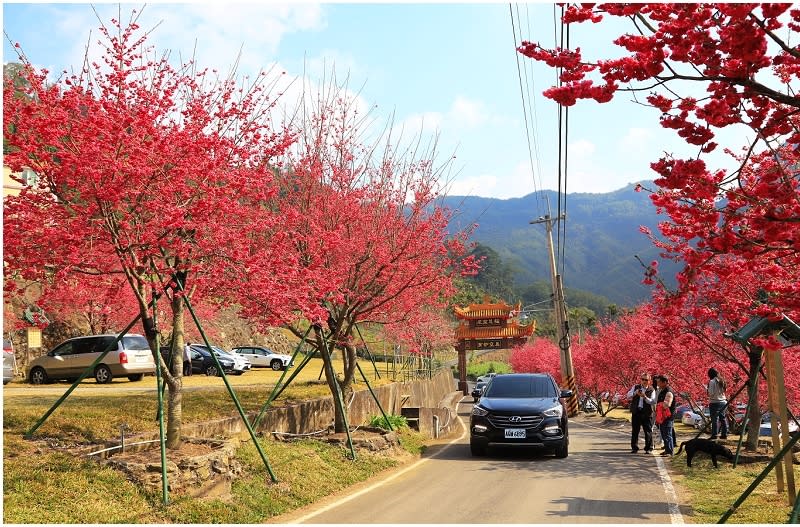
top-left (368, 414), bottom-right (408, 430)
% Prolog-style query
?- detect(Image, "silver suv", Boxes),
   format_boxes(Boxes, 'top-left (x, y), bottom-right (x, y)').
top-left (27, 334), bottom-right (155, 384)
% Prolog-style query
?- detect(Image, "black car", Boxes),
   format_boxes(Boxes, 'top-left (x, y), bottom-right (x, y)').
top-left (188, 346), bottom-right (236, 377)
top-left (469, 373), bottom-right (571, 458)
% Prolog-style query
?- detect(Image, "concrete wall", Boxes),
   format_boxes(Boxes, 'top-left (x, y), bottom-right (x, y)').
top-left (178, 370), bottom-right (460, 441)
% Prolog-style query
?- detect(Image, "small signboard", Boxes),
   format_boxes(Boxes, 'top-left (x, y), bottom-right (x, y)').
top-left (462, 337), bottom-right (528, 351)
top-left (471, 317), bottom-right (505, 328)
top-left (27, 326), bottom-right (42, 349)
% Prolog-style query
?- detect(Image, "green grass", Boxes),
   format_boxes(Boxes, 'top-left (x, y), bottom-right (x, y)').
top-left (666, 452), bottom-right (799, 523)
top-left (3, 385), bottom-right (428, 523)
top-left (605, 409), bottom-right (798, 523)
top-left (466, 360), bottom-right (512, 380)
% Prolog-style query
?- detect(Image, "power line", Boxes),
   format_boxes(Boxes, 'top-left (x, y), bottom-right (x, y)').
top-left (509, 3), bottom-right (543, 215)
top-left (519, 3), bottom-right (546, 214)
top-left (560, 20), bottom-right (570, 277)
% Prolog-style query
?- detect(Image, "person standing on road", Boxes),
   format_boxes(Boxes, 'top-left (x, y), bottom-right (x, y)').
top-left (183, 343), bottom-right (193, 377)
top-left (656, 375), bottom-right (677, 456)
top-left (627, 373), bottom-right (656, 453)
top-left (706, 367), bottom-right (728, 439)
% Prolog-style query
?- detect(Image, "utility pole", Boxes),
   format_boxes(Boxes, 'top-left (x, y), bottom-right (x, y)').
top-left (530, 213), bottom-right (579, 417)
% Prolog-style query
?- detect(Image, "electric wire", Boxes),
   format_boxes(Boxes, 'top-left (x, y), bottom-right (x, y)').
top-left (509, 3), bottom-right (543, 215)
top-left (555, 4), bottom-right (565, 269)
top-left (523, 4), bottom-right (546, 205)
top-left (560, 14), bottom-right (570, 278)
top-left (516, 3), bottom-right (546, 216)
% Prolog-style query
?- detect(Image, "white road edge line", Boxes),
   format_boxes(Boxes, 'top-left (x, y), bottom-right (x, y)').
top-left (288, 395), bottom-right (471, 524)
top-left (573, 419), bottom-right (685, 524)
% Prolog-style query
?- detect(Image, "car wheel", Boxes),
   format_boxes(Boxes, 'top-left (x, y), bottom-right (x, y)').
top-left (206, 365), bottom-right (219, 377)
top-left (270, 359), bottom-right (282, 371)
top-left (127, 374), bottom-right (143, 382)
top-left (470, 440), bottom-right (487, 457)
top-left (29, 367), bottom-right (49, 385)
top-left (554, 440), bottom-right (569, 459)
top-left (94, 365), bottom-right (113, 384)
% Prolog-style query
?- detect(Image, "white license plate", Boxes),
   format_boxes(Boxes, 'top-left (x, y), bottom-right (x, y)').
top-left (505, 428), bottom-right (526, 439)
top-left (135, 356), bottom-right (150, 363)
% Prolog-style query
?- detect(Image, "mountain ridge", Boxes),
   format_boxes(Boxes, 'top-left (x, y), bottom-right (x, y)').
top-left (443, 181), bottom-right (675, 306)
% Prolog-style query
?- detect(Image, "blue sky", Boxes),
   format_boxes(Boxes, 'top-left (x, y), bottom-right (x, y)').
top-left (3, 2), bottom-right (742, 200)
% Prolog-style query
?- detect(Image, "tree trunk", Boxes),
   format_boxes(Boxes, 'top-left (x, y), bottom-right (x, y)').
top-left (743, 348), bottom-right (762, 452)
top-left (165, 295), bottom-right (185, 449)
top-left (745, 348), bottom-right (763, 451)
top-left (315, 326), bottom-right (347, 433)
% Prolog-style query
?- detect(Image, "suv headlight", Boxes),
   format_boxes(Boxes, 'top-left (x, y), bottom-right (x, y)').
top-left (543, 405), bottom-right (563, 418)
top-left (472, 405), bottom-right (489, 417)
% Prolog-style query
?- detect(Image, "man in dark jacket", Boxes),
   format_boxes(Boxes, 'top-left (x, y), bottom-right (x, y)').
top-left (626, 373), bottom-right (656, 453)
top-left (656, 375), bottom-right (677, 456)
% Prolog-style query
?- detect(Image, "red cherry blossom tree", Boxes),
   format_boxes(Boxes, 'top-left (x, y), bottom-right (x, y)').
top-left (510, 337), bottom-right (561, 380)
top-left (519, 4), bottom-right (800, 435)
top-left (232, 79), bottom-right (478, 432)
top-left (519, 4), bottom-right (799, 316)
top-left (3, 16), bottom-right (295, 447)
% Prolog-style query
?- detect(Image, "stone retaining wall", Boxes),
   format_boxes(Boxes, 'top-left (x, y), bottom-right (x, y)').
top-left (138, 370), bottom-right (460, 442)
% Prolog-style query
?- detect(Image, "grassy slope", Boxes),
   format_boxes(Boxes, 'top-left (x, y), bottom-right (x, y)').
top-left (2, 360), bottom-right (419, 523)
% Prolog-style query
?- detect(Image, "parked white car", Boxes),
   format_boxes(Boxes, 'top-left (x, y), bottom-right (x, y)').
top-left (681, 410), bottom-right (701, 427)
top-left (3, 338), bottom-right (16, 385)
top-left (231, 346), bottom-right (291, 371)
top-left (759, 413), bottom-right (799, 437)
top-left (681, 407), bottom-right (710, 428)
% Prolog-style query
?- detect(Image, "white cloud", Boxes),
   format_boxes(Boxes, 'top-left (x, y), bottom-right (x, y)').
top-left (449, 96), bottom-right (489, 129)
top-left (619, 127), bottom-right (654, 151)
top-left (569, 138), bottom-right (597, 159)
top-left (400, 111), bottom-right (444, 136)
top-left (446, 173), bottom-right (498, 197)
top-left (34, 4), bottom-right (325, 81)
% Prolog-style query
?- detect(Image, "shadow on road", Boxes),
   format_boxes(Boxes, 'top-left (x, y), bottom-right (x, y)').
top-left (547, 497), bottom-right (672, 520)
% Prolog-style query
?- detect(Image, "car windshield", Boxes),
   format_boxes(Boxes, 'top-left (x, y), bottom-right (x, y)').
top-left (122, 335), bottom-right (150, 350)
top-left (484, 376), bottom-right (556, 398)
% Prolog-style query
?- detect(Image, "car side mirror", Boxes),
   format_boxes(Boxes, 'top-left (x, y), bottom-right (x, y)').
top-left (560, 389), bottom-right (573, 399)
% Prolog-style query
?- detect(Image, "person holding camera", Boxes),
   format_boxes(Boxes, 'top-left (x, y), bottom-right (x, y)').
top-left (626, 373), bottom-right (656, 453)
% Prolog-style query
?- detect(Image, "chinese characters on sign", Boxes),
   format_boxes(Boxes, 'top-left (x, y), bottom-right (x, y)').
top-left (472, 317), bottom-right (504, 328)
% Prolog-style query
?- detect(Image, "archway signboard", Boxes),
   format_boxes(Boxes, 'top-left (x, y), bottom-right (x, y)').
top-left (454, 300), bottom-right (535, 394)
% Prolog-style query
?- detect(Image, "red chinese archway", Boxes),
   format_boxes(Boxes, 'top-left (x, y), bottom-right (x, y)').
top-left (454, 299), bottom-right (535, 394)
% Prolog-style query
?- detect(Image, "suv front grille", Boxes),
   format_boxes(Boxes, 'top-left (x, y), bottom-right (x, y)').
top-left (487, 415), bottom-right (543, 428)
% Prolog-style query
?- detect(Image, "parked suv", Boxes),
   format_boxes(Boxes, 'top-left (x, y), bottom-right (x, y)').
top-left (231, 346), bottom-right (292, 371)
top-left (27, 334), bottom-right (155, 384)
top-left (470, 373), bottom-right (571, 458)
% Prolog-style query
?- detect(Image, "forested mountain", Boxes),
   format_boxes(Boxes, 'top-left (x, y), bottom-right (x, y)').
top-left (444, 182), bottom-right (677, 307)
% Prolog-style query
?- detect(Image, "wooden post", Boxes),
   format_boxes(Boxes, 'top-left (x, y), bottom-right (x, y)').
top-left (457, 343), bottom-right (468, 395)
top-left (764, 346), bottom-right (796, 504)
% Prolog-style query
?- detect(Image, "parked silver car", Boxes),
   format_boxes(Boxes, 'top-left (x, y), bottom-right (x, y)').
top-left (3, 338), bottom-right (16, 385)
top-left (27, 334), bottom-right (155, 384)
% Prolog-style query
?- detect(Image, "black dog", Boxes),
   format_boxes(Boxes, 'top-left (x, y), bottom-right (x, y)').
top-left (675, 438), bottom-right (734, 467)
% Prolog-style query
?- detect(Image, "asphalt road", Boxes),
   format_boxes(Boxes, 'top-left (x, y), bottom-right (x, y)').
top-left (282, 398), bottom-right (684, 524)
